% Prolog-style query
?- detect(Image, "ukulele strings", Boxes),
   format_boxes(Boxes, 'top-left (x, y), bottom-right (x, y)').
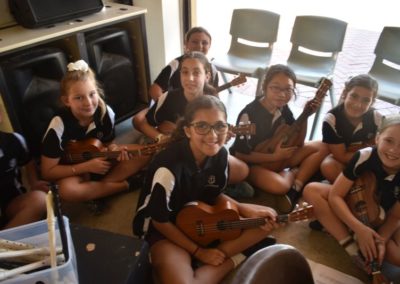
top-left (192, 218), bottom-right (266, 232)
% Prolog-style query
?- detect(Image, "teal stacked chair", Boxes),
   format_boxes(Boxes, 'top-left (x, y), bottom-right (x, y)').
top-left (368, 26), bottom-right (400, 106)
top-left (212, 9), bottom-right (280, 96)
top-left (286, 15), bottom-right (347, 140)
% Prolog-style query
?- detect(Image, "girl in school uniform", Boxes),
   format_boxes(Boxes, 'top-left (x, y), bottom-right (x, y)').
top-left (41, 60), bottom-right (149, 204)
top-left (134, 51), bottom-right (246, 184)
top-left (0, 111), bottom-right (47, 229)
top-left (148, 26), bottom-right (219, 101)
top-left (230, 64), bottom-right (328, 213)
top-left (133, 51), bottom-right (216, 143)
top-left (320, 74), bottom-right (382, 183)
top-left (303, 115), bottom-right (400, 275)
top-left (133, 95), bottom-right (278, 284)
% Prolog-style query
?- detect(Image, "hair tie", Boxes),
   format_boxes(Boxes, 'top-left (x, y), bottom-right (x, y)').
top-left (67, 60), bottom-right (89, 72)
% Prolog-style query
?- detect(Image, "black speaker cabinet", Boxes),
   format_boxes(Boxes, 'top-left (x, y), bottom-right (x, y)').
top-left (1, 48), bottom-right (67, 157)
top-left (9, 0), bottom-right (104, 28)
top-left (86, 27), bottom-right (139, 123)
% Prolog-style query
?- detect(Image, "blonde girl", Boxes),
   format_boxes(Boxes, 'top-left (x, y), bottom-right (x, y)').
top-left (41, 60), bottom-right (148, 203)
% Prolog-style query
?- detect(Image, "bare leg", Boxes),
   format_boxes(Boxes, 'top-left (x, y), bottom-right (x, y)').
top-left (228, 155), bottom-right (249, 184)
top-left (249, 165), bottom-right (295, 194)
top-left (4, 191), bottom-right (47, 229)
top-left (303, 182), bottom-right (349, 241)
top-left (57, 175), bottom-right (127, 202)
top-left (151, 240), bottom-right (233, 284)
top-left (320, 155), bottom-right (345, 183)
top-left (103, 156), bottom-right (150, 182)
top-left (217, 227), bottom-right (271, 257)
top-left (385, 227), bottom-right (400, 265)
top-left (289, 141), bottom-right (329, 185)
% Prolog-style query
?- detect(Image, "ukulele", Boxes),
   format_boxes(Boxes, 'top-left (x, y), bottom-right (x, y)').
top-left (61, 138), bottom-right (168, 164)
top-left (347, 137), bottom-right (376, 153)
top-left (254, 77), bottom-right (332, 172)
top-left (345, 171), bottom-right (390, 284)
top-left (216, 74), bottom-right (247, 93)
top-left (346, 171), bottom-right (385, 228)
top-left (176, 199), bottom-right (313, 246)
top-left (61, 123), bottom-right (256, 164)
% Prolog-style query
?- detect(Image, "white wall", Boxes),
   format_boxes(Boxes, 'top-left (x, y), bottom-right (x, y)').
top-left (135, 0), bottom-right (183, 81)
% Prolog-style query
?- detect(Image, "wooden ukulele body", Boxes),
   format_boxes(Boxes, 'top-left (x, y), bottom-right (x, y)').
top-left (254, 77), bottom-right (332, 172)
top-left (254, 121), bottom-right (305, 171)
top-left (346, 171), bottom-right (384, 228)
top-left (345, 171), bottom-right (390, 283)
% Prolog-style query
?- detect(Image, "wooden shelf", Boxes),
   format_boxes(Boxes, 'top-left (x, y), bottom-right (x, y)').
top-left (0, 2), bottom-right (147, 55)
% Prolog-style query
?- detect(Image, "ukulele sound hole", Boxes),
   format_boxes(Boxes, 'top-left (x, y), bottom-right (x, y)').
top-left (354, 201), bottom-right (367, 215)
top-left (216, 221), bottom-right (227, 231)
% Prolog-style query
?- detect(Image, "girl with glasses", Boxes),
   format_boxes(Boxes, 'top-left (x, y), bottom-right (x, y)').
top-left (133, 95), bottom-right (278, 284)
top-left (230, 64), bottom-right (328, 213)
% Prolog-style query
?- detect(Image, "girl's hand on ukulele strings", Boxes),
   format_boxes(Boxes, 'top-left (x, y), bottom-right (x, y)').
top-left (354, 225), bottom-right (383, 262)
top-left (86, 157), bottom-right (112, 175)
top-left (195, 247), bottom-right (226, 266)
top-left (274, 140), bottom-right (298, 161)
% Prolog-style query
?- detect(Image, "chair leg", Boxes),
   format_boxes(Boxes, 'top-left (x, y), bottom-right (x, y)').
top-left (219, 71), bottom-right (232, 94)
top-left (309, 85), bottom-right (334, 141)
top-left (253, 67), bottom-right (267, 97)
top-left (309, 104), bottom-right (322, 141)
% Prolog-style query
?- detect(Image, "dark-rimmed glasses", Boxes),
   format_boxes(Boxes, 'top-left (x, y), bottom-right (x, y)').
top-left (269, 85), bottom-right (296, 96)
top-left (189, 121), bottom-right (229, 135)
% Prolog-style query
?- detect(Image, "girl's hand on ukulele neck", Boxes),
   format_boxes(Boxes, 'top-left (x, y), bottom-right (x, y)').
top-left (305, 97), bottom-right (322, 114)
top-left (106, 143), bottom-right (131, 161)
top-left (224, 130), bottom-right (236, 144)
top-left (195, 247), bottom-right (226, 266)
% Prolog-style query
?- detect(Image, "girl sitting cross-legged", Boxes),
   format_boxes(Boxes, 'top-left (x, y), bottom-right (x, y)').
top-left (133, 95), bottom-right (279, 284)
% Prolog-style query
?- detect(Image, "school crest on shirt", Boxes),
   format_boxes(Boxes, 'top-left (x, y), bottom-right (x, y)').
top-left (96, 132), bottom-right (104, 139)
top-left (208, 175), bottom-right (216, 185)
top-left (367, 132), bottom-right (375, 140)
